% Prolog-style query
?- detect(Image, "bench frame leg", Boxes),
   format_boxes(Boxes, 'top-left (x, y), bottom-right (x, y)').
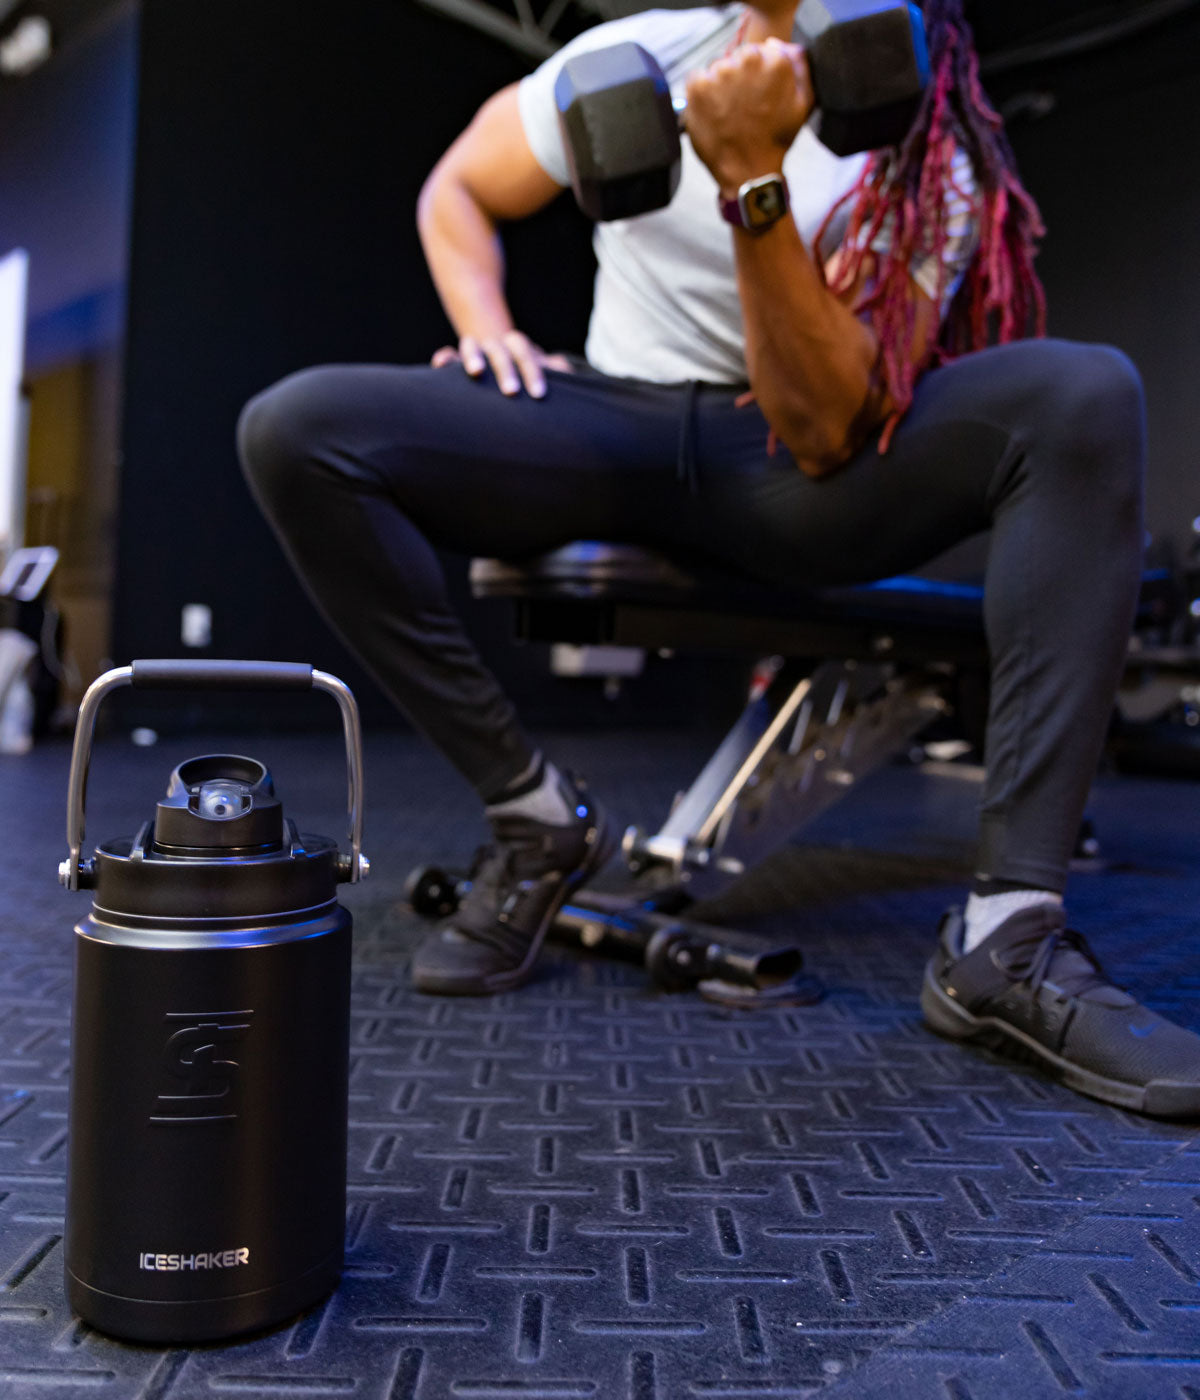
top-left (621, 657), bottom-right (953, 902)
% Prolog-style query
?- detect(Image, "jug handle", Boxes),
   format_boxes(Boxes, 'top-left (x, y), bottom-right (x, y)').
top-left (60, 660), bottom-right (368, 890)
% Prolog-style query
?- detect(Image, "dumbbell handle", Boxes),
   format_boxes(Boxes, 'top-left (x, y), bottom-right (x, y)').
top-left (668, 19), bottom-right (912, 136)
top-left (665, 39), bottom-right (813, 131)
top-left (616, 19), bottom-right (914, 157)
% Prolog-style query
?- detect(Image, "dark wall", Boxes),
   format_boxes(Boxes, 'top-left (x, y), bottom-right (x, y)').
top-left (114, 0), bottom-right (598, 729)
top-left (989, 5), bottom-right (1200, 559)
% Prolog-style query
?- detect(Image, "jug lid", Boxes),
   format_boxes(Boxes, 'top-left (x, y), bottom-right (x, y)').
top-left (152, 755), bottom-right (283, 855)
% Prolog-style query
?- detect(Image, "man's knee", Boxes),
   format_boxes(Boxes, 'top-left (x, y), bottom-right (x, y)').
top-left (1003, 340), bottom-right (1145, 516)
top-left (236, 366), bottom-right (342, 507)
top-left (1046, 342), bottom-right (1145, 490)
top-left (1059, 340), bottom-right (1143, 445)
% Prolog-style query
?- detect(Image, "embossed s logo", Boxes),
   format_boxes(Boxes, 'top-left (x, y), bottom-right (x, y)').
top-left (150, 1011), bottom-right (253, 1124)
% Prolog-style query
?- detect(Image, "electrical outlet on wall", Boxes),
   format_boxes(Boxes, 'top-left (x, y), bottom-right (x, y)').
top-left (180, 603), bottom-right (212, 648)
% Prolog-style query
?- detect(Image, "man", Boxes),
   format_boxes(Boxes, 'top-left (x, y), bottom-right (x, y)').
top-left (238, 0), bottom-right (1200, 1116)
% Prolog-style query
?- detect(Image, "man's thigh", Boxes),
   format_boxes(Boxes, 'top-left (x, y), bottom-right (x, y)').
top-left (276, 361), bottom-right (696, 558)
top-left (680, 346), bottom-right (1062, 589)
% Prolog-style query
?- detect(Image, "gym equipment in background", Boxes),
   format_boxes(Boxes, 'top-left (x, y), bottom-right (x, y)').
top-left (59, 659), bottom-right (368, 1343)
top-left (556, 0), bottom-right (930, 221)
top-left (0, 544), bottom-right (58, 753)
top-left (1112, 522), bottom-right (1200, 778)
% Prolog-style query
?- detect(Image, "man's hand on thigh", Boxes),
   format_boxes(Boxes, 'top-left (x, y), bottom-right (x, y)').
top-left (431, 331), bottom-right (572, 400)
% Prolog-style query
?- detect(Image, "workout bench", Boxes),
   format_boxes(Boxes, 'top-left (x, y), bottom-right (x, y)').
top-left (472, 542), bottom-right (989, 902)
top-left (474, 541), bottom-right (1197, 854)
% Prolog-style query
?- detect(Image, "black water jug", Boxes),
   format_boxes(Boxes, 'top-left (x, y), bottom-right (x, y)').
top-left (59, 660), bottom-right (368, 1343)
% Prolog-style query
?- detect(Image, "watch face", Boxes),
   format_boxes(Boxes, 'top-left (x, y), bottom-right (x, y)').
top-left (744, 179), bottom-right (786, 228)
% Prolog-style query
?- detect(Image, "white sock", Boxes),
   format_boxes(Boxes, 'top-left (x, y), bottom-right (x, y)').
top-left (962, 889), bottom-right (1062, 953)
top-left (486, 759), bottom-right (576, 827)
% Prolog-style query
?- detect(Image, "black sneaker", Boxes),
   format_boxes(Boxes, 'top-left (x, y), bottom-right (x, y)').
top-left (410, 774), bottom-right (613, 995)
top-left (921, 905), bottom-right (1200, 1118)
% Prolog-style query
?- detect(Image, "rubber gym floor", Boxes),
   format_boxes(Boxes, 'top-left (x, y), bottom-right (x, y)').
top-left (1, 725), bottom-right (1198, 1399)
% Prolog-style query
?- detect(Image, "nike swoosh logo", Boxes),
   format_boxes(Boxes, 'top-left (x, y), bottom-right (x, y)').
top-left (1129, 1024), bottom-right (1157, 1038)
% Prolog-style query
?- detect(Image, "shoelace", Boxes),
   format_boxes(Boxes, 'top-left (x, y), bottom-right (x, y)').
top-left (995, 925), bottom-right (1116, 1001)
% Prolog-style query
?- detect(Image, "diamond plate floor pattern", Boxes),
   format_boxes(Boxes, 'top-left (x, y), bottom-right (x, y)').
top-left (0, 728), bottom-right (1198, 1398)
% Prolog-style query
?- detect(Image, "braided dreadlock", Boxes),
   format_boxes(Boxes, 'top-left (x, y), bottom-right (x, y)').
top-left (814, 0), bottom-right (1047, 450)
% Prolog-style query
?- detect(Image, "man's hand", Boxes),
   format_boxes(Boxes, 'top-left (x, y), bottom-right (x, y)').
top-left (685, 39), bottom-right (815, 195)
top-left (431, 331), bottom-right (573, 399)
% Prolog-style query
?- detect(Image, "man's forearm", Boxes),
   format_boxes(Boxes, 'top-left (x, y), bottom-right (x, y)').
top-left (734, 216), bottom-right (882, 475)
top-left (681, 37), bottom-right (888, 473)
top-left (417, 168), bottom-right (515, 341)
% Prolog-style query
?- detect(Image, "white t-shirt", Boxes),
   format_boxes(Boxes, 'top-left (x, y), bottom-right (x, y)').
top-left (518, 4), bottom-right (978, 384)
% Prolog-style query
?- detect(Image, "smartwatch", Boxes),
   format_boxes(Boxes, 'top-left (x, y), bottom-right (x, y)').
top-left (719, 173), bottom-right (790, 234)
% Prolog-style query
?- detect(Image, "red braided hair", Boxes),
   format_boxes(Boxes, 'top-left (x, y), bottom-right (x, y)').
top-left (814, 0), bottom-right (1047, 450)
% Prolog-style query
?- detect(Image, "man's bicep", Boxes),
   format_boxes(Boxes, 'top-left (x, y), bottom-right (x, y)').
top-left (433, 84), bottom-right (566, 222)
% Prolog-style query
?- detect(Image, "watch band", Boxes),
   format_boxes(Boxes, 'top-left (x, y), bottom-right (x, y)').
top-left (719, 173), bottom-right (790, 234)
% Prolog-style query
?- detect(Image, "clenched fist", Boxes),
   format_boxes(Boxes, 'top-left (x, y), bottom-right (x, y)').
top-left (684, 39), bottom-right (815, 196)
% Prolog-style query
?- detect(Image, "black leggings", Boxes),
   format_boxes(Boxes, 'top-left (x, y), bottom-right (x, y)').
top-left (237, 339), bottom-right (1145, 892)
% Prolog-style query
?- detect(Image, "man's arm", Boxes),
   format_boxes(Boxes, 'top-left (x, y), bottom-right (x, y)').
top-left (417, 84), bottom-right (569, 397)
top-left (686, 40), bottom-right (940, 476)
top-left (735, 228), bottom-right (940, 474)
